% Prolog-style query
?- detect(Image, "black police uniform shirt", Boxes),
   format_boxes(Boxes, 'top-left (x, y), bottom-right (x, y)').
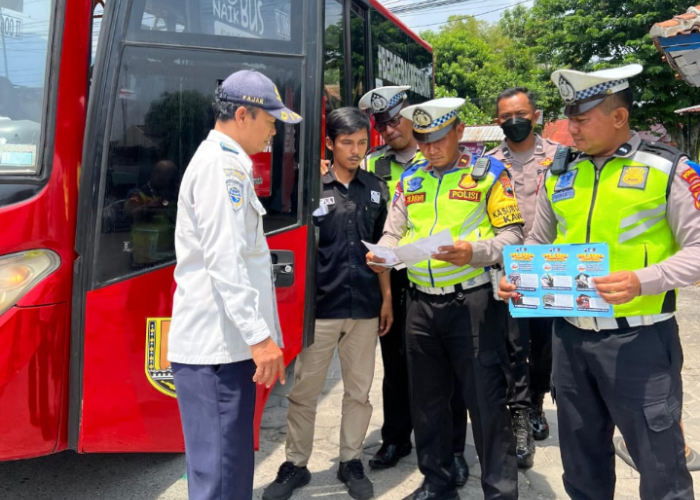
top-left (314, 167), bottom-right (389, 319)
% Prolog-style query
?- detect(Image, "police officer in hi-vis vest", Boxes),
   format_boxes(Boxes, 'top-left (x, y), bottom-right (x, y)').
top-left (500, 64), bottom-right (698, 500)
top-left (357, 86), bottom-right (469, 485)
top-left (368, 97), bottom-right (523, 500)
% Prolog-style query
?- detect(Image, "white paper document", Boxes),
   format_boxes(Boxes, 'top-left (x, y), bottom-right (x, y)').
top-left (362, 229), bottom-right (455, 269)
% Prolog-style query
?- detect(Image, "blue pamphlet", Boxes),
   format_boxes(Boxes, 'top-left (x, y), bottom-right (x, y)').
top-left (503, 244), bottom-right (613, 318)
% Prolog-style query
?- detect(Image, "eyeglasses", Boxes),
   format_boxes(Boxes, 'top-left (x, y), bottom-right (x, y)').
top-left (374, 116), bottom-right (402, 132)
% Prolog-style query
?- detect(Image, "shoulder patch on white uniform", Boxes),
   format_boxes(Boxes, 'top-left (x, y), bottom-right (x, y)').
top-left (220, 142), bottom-right (239, 155)
top-left (226, 178), bottom-right (244, 211)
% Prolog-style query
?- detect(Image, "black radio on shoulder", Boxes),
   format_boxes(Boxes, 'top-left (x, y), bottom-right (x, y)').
top-left (471, 157), bottom-right (490, 179)
top-left (550, 147), bottom-right (572, 175)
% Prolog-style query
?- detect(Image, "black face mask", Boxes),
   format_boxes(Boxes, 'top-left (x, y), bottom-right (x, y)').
top-left (501, 117), bottom-right (533, 143)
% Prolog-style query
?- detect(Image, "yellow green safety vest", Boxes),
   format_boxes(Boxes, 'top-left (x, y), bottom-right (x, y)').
top-left (400, 156), bottom-right (510, 288)
top-left (366, 146), bottom-right (424, 201)
top-left (545, 142), bottom-right (680, 317)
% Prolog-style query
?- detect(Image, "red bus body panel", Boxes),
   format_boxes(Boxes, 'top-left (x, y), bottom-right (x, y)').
top-left (76, 227), bottom-right (308, 452)
top-left (0, 0), bottom-right (90, 460)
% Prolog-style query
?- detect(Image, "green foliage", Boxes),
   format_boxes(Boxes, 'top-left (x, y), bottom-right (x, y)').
top-left (421, 1), bottom-right (700, 155)
top-left (422, 15), bottom-right (555, 124)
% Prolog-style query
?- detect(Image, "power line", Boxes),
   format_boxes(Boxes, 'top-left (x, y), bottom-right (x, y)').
top-left (390, 0), bottom-right (482, 14)
top-left (407, 0), bottom-right (532, 29)
top-left (398, 1), bottom-right (514, 17)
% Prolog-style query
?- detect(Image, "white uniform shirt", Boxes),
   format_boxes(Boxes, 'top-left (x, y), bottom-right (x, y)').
top-left (168, 130), bottom-right (283, 365)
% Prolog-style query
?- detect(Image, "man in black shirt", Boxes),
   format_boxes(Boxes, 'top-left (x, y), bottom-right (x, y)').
top-left (264, 108), bottom-right (391, 500)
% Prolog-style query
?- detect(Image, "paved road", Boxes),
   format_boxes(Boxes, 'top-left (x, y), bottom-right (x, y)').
top-left (3, 287), bottom-right (700, 499)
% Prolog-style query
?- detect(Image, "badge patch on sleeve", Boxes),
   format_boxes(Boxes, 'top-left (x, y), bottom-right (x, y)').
top-left (618, 165), bottom-right (648, 189)
top-left (499, 176), bottom-right (514, 198)
top-left (226, 179), bottom-right (244, 210)
top-left (370, 190), bottom-right (381, 204)
top-left (681, 162), bottom-right (700, 210)
top-left (554, 170), bottom-right (577, 191)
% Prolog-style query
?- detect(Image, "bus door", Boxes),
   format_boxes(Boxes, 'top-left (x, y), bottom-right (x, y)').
top-left (69, 0), bottom-right (322, 452)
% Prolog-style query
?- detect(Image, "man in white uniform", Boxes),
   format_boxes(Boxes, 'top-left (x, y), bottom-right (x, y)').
top-left (168, 69), bottom-right (302, 500)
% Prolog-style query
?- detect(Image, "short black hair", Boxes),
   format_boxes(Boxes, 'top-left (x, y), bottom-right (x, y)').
top-left (496, 87), bottom-right (536, 115)
top-left (326, 107), bottom-right (370, 143)
top-left (213, 85), bottom-right (258, 122)
top-left (599, 88), bottom-right (633, 115)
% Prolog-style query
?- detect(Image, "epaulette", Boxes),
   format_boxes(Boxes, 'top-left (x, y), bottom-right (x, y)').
top-left (457, 154), bottom-right (471, 169)
top-left (635, 140), bottom-right (686, 198)
top-left (220, 142), bottom-right (239, 155)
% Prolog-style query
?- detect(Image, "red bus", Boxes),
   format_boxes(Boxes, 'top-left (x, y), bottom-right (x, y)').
top-left (0, 0), bottom-right (432, 461)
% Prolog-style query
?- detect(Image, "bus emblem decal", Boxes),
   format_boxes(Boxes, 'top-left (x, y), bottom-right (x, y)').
top-left (145, 318), bottom-right (176, 398)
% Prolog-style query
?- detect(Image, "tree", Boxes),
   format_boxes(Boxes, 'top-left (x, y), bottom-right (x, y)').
top-left (422, 15), bottom-right (557, 126)
top-left (514, 0), bottom-right (700, 155)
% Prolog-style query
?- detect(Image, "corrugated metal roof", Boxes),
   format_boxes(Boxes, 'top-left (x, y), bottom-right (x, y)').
top-left (461, 125), bottom-right (504, 143)
top-left (675, 104), bottom-right (700, 114)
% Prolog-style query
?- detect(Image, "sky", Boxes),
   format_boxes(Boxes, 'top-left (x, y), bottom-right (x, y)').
top-left (383, 0), bottom-right (535, 34)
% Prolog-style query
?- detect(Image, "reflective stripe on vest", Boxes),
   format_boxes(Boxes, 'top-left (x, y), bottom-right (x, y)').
top-left (545, 155), bottom-right (678, 317)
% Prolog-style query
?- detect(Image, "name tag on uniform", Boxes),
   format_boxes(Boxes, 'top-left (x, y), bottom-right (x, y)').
top-left (552, 188), bottom-right (575, 203)
top-left (320, 196), bottom-right (335, 206)
top-left (370, 191), bottom-right (381, 204)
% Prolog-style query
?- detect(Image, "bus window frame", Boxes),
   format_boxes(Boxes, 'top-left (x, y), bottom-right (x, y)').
top-left (124, 0), bottom-right (304, 55)
top-left (0, 0), bottom-right (62, 196)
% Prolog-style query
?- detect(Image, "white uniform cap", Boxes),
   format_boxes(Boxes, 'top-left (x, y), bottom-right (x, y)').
top-left (358, 85), bottom-right (411, 122)
top-left (399, 97), bottom-right (465, 143)
top-left (551, 64), bottom-right (643, 116)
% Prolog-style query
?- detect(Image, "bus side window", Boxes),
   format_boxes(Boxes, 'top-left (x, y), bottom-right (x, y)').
top-left (94, 47), bottom-right (303, 285)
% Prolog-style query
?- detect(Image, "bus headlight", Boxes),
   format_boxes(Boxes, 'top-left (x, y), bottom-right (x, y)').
top-left (0, 250), bottom-right (61, 316)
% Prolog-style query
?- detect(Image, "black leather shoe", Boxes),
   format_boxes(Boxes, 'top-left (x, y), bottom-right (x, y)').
top-left (530, 393), bottom-right (550, 441)
top-left (452, 453), bottom-right (469, 487)
top-left (401, 486), bottom-right (460, 500)
top-left (369, 442), bottom-right (412, 469)
top-left (262, 462), bottom-right (311, 500)
top-left (513, 409), bottom-right (535, 469)
top-left (338, 459), bottom-right (374, 499)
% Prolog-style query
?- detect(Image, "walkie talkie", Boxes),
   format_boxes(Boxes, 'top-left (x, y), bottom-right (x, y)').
top-left (550, 147), bottom-right (572, 175)
top-left (471, 157), bottom-right (490, 179)
top-left (374, 158), bottom-right (393, 180)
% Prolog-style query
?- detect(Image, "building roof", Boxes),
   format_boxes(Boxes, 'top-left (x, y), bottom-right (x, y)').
top-left (675, 104), bottom-right (700, 113)
top-left (543, 120), bottom-right (574, 147)
top-left (650, 6), bottom-right (700, 39)
top-left (650, 6), bottom-right (700, 87)
top-left (460, 125), bottom-right (504, 143)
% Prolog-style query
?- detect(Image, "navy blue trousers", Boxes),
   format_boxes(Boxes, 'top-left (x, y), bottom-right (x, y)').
top-left (172, 360), bottom-right (256, 500)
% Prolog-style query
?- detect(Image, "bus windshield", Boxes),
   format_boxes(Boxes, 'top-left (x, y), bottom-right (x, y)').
top-left (0, 0), bottom-right (52, 175)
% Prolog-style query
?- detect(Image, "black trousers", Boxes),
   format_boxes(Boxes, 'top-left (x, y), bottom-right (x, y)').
top-left (406, 285), bottom-right (517, 499)
top-left (552, 317), bottom-right (694, 500)
top-left (507, 316), bottom-right (554, 410)
top-left (379, 269), bottom-right (467, 452)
